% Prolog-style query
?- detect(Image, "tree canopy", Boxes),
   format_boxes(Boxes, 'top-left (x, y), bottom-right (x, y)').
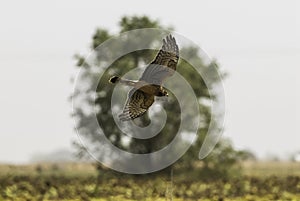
top-left (72, 15), bottom-right (251, 178)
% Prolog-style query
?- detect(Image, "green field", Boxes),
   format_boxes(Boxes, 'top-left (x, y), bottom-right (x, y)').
top-left (0, 162), bottom-right (299, 201)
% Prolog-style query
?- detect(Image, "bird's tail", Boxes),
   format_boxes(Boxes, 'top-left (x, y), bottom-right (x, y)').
top-left (109, 76), bottom-right (120, 84)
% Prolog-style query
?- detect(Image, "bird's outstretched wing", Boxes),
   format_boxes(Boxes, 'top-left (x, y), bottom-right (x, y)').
top-left (119, 35), bottom-right (178, 121)
top-left (140, 35), bottom-right (179, 85)
top-left (119, 89), bottom-right (155, 121)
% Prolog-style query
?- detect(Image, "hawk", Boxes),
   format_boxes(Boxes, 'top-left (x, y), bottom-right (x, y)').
top-left (109, 35), bottom-right (179, 121)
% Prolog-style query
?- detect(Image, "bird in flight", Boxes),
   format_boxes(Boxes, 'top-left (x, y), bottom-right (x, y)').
top-left (109, 35), bottom-right (179, 121)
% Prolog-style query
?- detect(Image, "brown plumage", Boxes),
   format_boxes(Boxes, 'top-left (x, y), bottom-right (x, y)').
top-left (109, 35), bottom-right (179, 121)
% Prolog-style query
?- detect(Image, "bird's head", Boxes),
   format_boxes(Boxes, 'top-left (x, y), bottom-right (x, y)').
top-left (158, 90), bottom-right (168, 97)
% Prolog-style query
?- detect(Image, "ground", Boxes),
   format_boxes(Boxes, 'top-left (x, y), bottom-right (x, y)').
top-left (0, 162), bottom-right (299, 201)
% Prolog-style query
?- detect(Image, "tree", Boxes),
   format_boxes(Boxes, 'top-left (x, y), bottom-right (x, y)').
top-left (72, 15), bottom-right (246, 177)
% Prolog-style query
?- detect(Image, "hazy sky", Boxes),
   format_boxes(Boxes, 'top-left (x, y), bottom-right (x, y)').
top-left (0, 0), bottom-right (299, 163)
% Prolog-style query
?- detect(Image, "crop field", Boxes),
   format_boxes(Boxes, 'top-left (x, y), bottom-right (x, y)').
top-left (0, 162), bottom-right (299, 201)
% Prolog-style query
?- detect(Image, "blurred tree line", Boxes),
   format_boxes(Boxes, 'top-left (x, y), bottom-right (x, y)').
top-left (72, 15), bottom-right (255, 179)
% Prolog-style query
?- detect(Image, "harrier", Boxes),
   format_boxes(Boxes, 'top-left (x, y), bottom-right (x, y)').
top-left (109, 35), bottom-right (179, 121)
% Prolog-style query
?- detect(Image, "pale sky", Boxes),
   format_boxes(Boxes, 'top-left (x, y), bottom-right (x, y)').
top-left (0, 0), bottom-right (299, 163)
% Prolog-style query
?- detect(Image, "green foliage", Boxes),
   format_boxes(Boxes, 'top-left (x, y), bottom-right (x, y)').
top-left (119, 16), bottom-right (160, 32)
top-left (72, 15), bottom-right (247, 177)
top-left (0, 173), bottom-right (299, 201)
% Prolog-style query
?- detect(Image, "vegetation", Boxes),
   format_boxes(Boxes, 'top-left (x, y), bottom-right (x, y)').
top-left (72, 15), bottom-right (251, 176)
top-left (0, 162), bottom-right (299, 201)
